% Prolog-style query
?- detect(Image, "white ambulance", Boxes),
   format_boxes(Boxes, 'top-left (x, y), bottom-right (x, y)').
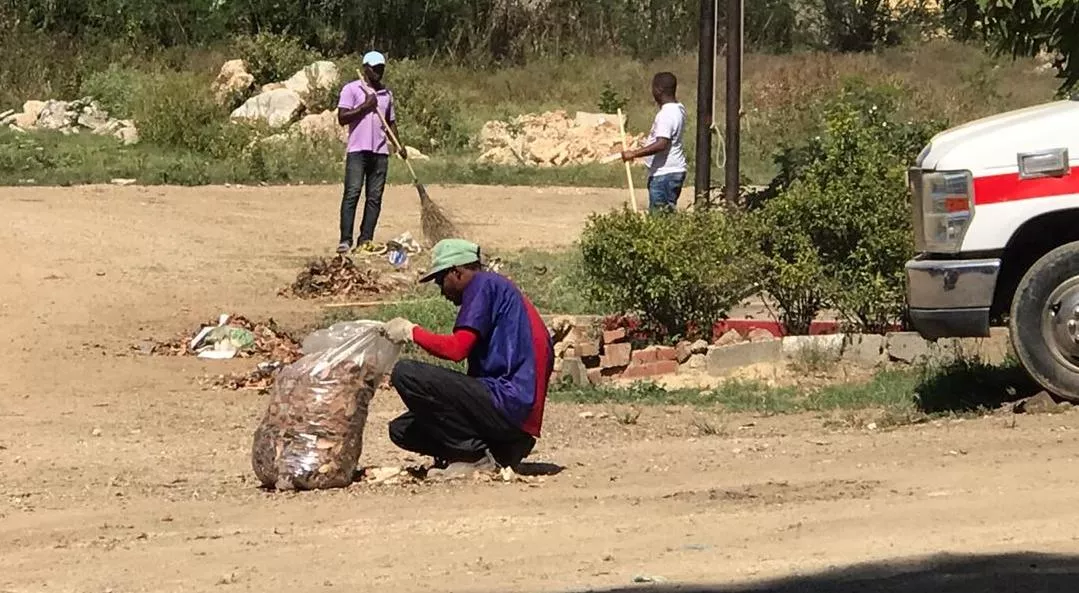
top-left (906, 98), bottom-right (1079, 399)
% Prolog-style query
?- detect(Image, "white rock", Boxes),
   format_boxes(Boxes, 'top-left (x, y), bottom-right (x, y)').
top-left (37, 100), bottom-right (72, 130)
top-left (115, 124), bottom-right (140, 146)
top-left (13, 112), bottom-right (38, 129)
top-left (293, 110), bottom-right (346, 143)
top-left (22, 100), bottom-right (46, 122)
top-left (212, 59), bottom-right (255, 106)
top-left (231, 88), bottom-right (305, 128)
top-left (284, 61), bottom-right (340, 99)
top-left (405, 146), bottom-right (430, 160)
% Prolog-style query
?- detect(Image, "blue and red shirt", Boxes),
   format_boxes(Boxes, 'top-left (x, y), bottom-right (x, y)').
top-left (454, 272), bottom-right (554, 437)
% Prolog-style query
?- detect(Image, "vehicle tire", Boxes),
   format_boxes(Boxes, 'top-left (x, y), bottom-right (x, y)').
top-left (1010, 240), bottom-right (1079, 402)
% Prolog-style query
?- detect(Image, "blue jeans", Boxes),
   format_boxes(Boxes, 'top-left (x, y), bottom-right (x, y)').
top-left (339, 151), bottom-right (389, 245)
top-left (647, 172), bottom-right (686, 212)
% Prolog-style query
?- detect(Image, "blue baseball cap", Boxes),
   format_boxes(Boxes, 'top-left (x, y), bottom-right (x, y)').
top-left (363, 51), bottom-right (386, 67)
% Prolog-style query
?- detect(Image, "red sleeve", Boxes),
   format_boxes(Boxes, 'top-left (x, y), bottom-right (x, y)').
top-left (413, 327), bottom-right (477, 362)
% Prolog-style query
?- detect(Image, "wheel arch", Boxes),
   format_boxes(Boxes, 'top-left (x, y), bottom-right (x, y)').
top-left (992, 208), bottom-right (1079, 322)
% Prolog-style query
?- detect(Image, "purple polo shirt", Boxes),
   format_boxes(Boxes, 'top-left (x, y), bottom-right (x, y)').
top-left (337, 80), bottom-right (395, 155)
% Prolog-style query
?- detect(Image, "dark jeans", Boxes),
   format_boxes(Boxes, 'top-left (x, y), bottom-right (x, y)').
top-left (647, 171), bottom-right (686, 212)
top-left (388, 360), bottom-right (536, 468)
top-left (339, 151), bottom-right (389, 246)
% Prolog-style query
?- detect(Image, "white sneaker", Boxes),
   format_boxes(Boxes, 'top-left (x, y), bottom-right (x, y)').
top-left (425, 451), bottom-right (498, 481)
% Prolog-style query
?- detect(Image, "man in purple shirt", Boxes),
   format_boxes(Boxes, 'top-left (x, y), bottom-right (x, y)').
top-left (336, 50), bottom-right (407, 254)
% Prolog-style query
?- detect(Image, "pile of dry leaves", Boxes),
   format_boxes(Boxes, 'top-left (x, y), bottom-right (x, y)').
top-left (280, 255), bottom-right (408, 300)
top-left (147, 315), bottom-right (303, 363)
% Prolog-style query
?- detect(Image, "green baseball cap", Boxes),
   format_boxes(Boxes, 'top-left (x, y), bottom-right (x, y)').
top-left (419, 238), bottom-right (481, 283)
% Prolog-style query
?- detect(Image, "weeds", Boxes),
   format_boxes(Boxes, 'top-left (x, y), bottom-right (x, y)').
top-left (549, 357), bottom-right (1034, 428)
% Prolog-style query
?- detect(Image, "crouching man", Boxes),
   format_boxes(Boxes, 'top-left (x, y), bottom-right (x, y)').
top-left (380, 239), bottom-right (554, 477)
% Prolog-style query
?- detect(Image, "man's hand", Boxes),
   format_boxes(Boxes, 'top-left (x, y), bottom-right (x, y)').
top-left (621, 150), bottom-right (635, 162)
top-left (398, 146), bottom-right (409, 160)
top-left (381, 317), bottom-right (416, 344)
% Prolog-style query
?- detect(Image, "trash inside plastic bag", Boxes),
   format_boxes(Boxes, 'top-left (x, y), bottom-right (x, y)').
top-left (251, 320), bottom-right (401, 491)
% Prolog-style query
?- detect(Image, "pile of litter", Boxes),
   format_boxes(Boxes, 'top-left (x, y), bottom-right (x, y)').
top-left (477, 110), bottom-right (645, 167)
top-left (147, 314), bottom-right (302, 363)
top-left (280, 255), bottom-right (413, 300)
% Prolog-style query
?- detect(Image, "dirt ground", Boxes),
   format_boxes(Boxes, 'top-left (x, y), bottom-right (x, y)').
top-left (3, 184), bottom-right (1079, 593)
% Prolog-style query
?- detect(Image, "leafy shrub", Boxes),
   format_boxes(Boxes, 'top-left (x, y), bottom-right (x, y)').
top-left (389, 59), bottom-right (470, 153)
top-left (78, 65), bottom-right (149, 119)
top-left (752, 81), bottom-right (944, 333)
top-left (578, 207), bottom-right (758, 341)
top-left (132, 74), bottom-right (253, 157)
top-left (597, 83), bottom-right (629, 114)
top-left (233, 33), bottom-right (318, 84)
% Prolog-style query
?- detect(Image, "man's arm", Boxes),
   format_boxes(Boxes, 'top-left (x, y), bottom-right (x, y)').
top-left (337, 84), bottom-right (377, 126)
top-left (622, 108), bottom-right (676, 161)
top-left (622, 137), bottom-right (670, 161)
top-left (413, 327), bottom-right (478, 362)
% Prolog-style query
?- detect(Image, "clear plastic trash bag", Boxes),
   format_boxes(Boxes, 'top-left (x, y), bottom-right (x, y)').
top-left (251, 320), bottom-right (402, 491)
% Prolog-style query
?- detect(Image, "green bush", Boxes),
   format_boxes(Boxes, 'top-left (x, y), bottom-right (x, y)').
top-left (78, 65), bottom-right (149, 119)
top-left (578, 207), bottom-right (758, 341)
top-left (390, 59), bottom-right (470, 153)
top-left (132, 73), bottom-right (253, 157)
top-left (752, 81), bottom-right (944, 333)
top-left (233, 33), bottom-right (318, 84)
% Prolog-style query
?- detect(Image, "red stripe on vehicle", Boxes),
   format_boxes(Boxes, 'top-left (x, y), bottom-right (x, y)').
top-left (973, 167), bottom-right (1079, 205)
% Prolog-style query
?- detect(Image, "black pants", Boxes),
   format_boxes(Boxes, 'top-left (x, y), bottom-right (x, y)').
top-left (388, 360), bottom-right (536, 468)
top-left (339, 151), bottom-right (389, 246)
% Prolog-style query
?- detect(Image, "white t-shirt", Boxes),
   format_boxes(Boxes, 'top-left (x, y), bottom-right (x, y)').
top-left (644, 102), bottom-right (687, 177)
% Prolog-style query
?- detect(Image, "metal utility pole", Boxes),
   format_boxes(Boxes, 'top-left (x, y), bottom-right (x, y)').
top-left (694, 0), bottom-right (716, 208)
top-left (724, 0), bottom-right (743, 204)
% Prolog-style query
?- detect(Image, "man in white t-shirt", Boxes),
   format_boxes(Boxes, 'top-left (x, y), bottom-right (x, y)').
top-left (621, 72), bottom-right (687, 212)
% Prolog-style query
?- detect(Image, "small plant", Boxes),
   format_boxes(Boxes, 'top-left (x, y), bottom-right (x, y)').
top-left (578, 207), bottom-right (759, 341)
top-left (692, 418), bottom-right (725, 437)
top-left (617, 409), bottom-right (642, 425)
top-left (597, 82), bottom-right (629, 114)
top-left (789, 342), bottom-right (841, 374)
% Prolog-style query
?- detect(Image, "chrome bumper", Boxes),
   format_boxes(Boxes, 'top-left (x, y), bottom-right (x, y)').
top-left (905, 257), bottom-right (1001, 339)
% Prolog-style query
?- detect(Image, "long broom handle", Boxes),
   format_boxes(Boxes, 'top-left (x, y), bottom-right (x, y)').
top-left (371, 107), bottom-right (421, 183)
top-left (617, 108), bottom-right (639, 213)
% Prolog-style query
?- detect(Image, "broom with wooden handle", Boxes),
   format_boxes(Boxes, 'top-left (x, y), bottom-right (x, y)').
top-left (369, 99), bottom-right (459, 245)
top-left (616, 108), bottom-right (639, 213)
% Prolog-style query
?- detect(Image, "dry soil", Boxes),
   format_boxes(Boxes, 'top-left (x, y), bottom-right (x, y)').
top-left (2, 184), bottom-right (1079, 593)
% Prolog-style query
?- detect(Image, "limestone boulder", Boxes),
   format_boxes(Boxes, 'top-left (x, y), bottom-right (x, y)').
top-left (231, 88), bottom-right (305, 128)
top-left (212, 59), bottom-right (255, 106)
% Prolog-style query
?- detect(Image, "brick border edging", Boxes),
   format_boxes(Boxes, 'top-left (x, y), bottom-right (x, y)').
top-left (547, 315), bottom-right (1013, 387)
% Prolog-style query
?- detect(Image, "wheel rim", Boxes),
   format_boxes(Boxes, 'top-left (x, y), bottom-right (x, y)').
top-left (1041, 276), bottom-right (1079, 373)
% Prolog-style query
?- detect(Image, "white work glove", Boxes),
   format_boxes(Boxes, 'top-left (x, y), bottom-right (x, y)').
top-left (381, 317), bottom-right (416, 344)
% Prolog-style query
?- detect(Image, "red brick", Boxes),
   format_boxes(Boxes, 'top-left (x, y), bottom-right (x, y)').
top-left (653, 346), bottom-right (678, 361)
top-left (631, 348), bottom-right (658, 365)
top-left (621, 360), bottom-right (679, 379)
top-left (603, 328), bottom-right (627, 344)
top-left (586, 368), bottom-right (604, 384)
top-left (600, 342), bottom-right (632, 369)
